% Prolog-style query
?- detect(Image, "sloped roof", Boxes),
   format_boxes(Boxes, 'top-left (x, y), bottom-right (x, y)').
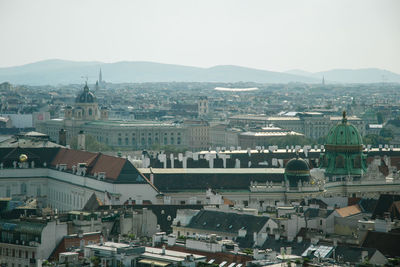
top-left (362, 231), bottom-right (400, 258)
top-left (304, 208), bottom-right (333, 219)
top-left (372, 194), bottom-right (400, 220)
top-left (335, 204), bottom-right (361, 217)
top-left (0, 147), bottom-right (60, 166)
top-left (187, 210), bottom-right (269, 234)
top-left (335, 246), bottom-right (380, 264)
top-left (83, 193), bottom-right (103, 211)
top-left (261, 238), bottom-right (310, 256)
top-left (51, 148), bottom-right (157, 189)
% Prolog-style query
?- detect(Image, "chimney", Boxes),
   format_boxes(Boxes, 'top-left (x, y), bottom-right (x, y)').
top-left (59, 129), bottom-right (67, 146)
top-left (77, 130), bottom-right (85, 150)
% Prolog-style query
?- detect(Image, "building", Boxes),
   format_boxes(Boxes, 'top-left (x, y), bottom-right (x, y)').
top-left (36, 84), bottom-right (212, 150)
top-left (84, 243), bottom-right (206, 267)
top-left (229, 112), bottom-right (365, 140)
top-left (197, 96), bottom-right (209, 117)
top-left (182, 120), bottom-right (210, 151)
top-left (0, 219), bottom-right (67, 267)
top-left (0, 147), bottom-right (160, 212)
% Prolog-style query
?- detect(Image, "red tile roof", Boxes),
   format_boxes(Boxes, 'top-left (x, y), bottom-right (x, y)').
top-left (51, 148), bottom-right (137, 181)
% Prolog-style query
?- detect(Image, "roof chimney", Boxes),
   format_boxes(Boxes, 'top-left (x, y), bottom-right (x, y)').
top-left (78, 130), bottom-right (85, 150)
top-left (59, 129), bottom-right (67, 146)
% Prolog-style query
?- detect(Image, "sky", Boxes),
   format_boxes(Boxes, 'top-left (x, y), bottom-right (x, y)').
top-left (0, 0), bottom-right (399, 73)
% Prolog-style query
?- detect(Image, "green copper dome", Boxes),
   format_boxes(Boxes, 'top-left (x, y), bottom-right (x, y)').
top-left (325, 111), bottom-right (363, 152)
top-left (321, 111), bottom-right (366, 177)
top-left (285, 156), bottom-right (310, 188)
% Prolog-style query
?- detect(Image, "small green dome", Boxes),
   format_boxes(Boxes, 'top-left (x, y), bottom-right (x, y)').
top-left (285, 157), bottom-right (310, 174)
top-left (325, 111), bottom-right (363, 152)
top-left (285, 157), bottom-right (310, 187)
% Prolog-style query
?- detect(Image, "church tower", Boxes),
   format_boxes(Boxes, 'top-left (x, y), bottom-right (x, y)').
top-left (74, 82), bottom-right (100, 121)
top-left (99, 68), bottom-right (103, 85)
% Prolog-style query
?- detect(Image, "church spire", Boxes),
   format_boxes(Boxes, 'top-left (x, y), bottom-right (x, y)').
top-left (99, 68), bottom-right (103, 84)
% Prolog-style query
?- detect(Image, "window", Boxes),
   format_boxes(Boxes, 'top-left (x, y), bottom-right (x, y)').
top-left (177, 137), bottom-right (181, 145)
top-left (353, 156), bottom-right (361, 168)
top-left (335, 155), bottom-right (345, 168)
top-left (20, 183), bottom-right (27, 195)
top-left (164, 137), bottom-right (168, 145)
top-left (118, 138), bottom-right (122, 145)
top-left (170, 137), bottom-right (174, 145)
top-left (320, 220), bottom-right (323, 226)
top-left (37, 186), bottom-right (41, 196)
top-left (89, 108), bottom-right (92, 116)
top-left (141, 138), bottom-right (146, 145)
top-left (125, 137), bottom-right (129, 145)
top-left (132, 137), bottom-right (136, 145)
top-left (6, 186), bottom-right (10, 197)
top-left (148, 137), bottom-right (152, 145)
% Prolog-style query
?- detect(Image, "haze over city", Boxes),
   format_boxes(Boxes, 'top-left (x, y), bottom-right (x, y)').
top-left (1, 0), bottom-right (400, 74)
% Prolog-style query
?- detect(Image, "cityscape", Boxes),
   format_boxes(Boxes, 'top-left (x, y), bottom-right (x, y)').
top-left (0, 1), bottom-right (400, 267)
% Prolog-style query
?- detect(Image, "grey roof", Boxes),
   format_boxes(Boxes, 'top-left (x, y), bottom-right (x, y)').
top-left (334, 246), bottom-right (379, 264)
top-left (187, 210), bottom-right (269, 234)
top-left (260, 238), bottom-right (311, 256)
top-left (304, 208), bottom-right (333, 219)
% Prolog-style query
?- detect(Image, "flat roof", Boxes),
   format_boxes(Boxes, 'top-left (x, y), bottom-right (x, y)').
top-left (138, 168), bottom-right (285, 174)
top-left (240, 131), bottom-right (303, 137)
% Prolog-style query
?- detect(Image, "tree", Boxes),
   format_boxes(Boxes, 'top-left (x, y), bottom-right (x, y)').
top-left (69, 134), bottom-right (111, 152)
top-left (377, 112), bottom-right (384, 124)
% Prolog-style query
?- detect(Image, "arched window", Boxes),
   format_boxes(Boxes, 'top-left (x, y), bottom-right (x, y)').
top-left (335, 155), bottom-right (345, 168)
top-left (353, 156), bottom-right (361, 168)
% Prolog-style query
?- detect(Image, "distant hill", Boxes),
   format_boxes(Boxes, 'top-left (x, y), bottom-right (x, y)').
top-left (0, 59), bottom-right (317, 85)
top-left (286, 68), bottom-right (400, 83)
top-left (1, 60), bottom-right (398, 85)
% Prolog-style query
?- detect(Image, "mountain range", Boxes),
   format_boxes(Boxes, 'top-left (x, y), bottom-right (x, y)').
top-left (0, 59), bottom-right (399, 85)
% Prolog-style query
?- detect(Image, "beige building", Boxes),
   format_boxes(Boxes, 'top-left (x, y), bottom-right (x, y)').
top-left (36, 84), bottom-right (213, 151)
top-left (183, 120), bottom-right (210, 151)
top-left (229, 112), bottom-right (365, 140)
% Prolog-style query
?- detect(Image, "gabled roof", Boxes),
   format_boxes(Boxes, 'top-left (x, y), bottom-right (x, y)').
top-left (51, 148), bottom-right (158, 189)
top-left (335, 204), bottom-right (361, 217)
top-left (186, 210), bottom-right (269, 234)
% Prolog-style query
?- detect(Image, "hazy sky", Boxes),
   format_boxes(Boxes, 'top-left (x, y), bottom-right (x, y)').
top-left (1, 0), bottom-right (399, 73)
